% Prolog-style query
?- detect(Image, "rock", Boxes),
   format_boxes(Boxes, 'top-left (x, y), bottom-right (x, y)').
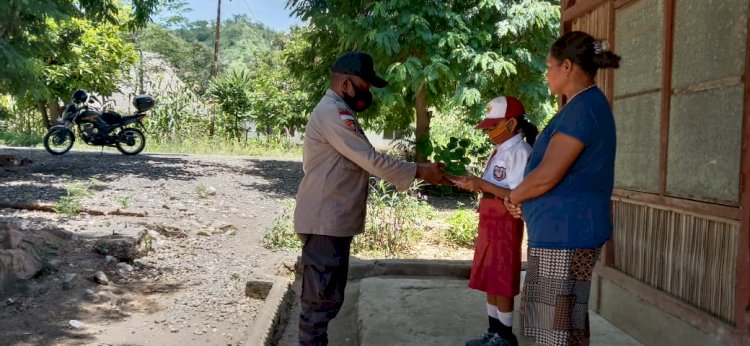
top-left (105, 256), bottom-right (117, 264)
top-left (0, 155), bottom-right (32, 167)
top-left (206, 186), bottom-right (217, 196)
top-left (0, 249), bottom-right (43, 280)
top-left (93, 231), bottom-right (151, 260)
top-left (245, 279), bottom-right (273, 300)
top-left (116, 263), bottom-right (133, 272)
top-left (196, 231), bottom-right (210, 237)
top-left (93, 271), bottom-right (109, 285)
top-left (212, 222), bottom-right (237, 233)
top-left (0, 223), bottom-right (23, 249)
top-left (62, 273), bottom-right (79, 290)
top-left (84, 289), bottom-right (96, 298)
top-left (47, 258), bottom-right (63, 270)
top-left (69, 320), bottom-right (84, 329)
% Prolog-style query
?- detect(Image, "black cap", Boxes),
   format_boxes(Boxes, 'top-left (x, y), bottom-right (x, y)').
top-left (330, 52), bottom-right (389, 88)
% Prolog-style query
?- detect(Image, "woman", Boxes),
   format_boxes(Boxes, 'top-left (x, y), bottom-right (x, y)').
top-left (504, 31), bottom-right (621, 346)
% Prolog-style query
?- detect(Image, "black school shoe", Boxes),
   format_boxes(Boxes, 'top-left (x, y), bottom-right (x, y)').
top-left (466, 332), bottom-right (497, 346)
top-left (484, 332), bottom-right (519, 346)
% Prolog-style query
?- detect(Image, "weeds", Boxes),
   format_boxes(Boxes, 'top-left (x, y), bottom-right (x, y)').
top-left (195, 184), bottom-right (214, 199)
top-left (0, 131), bottom-right (43, 147)
top-left (147, 136), bottom-right (302, 158)
top-left (352, 179), bottom-right (435, 258)
top-left (262, 202), bottom-right (301, 250)
top-left (53, 179), bottom-right (94, 216)
top-left (444, 209), bottom-right (479, 248)
top-left (115, 195), bottom-right (131, 209)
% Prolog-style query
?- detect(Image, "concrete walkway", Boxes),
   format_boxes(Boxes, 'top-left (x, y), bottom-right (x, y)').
top-left (280, 273), bottom-right (643, 345)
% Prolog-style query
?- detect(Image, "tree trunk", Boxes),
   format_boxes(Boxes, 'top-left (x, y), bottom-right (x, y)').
top-left (38, 101), bottom-right (51, 129)
top-left (414, 85), bottom-right (431, 163)
top-left (48, 100), bottom-right (64, 123)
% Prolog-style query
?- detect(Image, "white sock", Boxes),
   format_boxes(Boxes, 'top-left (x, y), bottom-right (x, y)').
top-left (497, 309), bottom-right (513, 327)
top-left (487, 303), bottom-right (499, 318)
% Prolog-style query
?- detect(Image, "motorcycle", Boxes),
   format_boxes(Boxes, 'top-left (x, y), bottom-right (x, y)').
top-left (43, 89), bottom-right (155, 155)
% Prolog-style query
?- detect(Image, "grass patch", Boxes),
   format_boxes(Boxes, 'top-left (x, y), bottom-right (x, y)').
top-left (0, 131), bottom-right (43, 147)
top-left (262, 202), bottom-right (301, 250)
top-left (54, 179), bottom-right (94, 216)
top-left (115, 195), bottom-right (131, 209)
top-left (146, 136), bottom-right (302, 158)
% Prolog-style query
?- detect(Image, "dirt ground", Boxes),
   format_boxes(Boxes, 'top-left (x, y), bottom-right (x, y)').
top-left (0, 147), bottom-right (474, 346)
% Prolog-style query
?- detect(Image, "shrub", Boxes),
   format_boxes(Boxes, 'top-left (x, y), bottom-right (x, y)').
top-left (444, 209), bottom-right (479, 248)
top-left (352, 179), bottom-right (435, 257)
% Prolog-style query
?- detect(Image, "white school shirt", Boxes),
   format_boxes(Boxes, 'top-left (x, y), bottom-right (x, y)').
top-left (481, 133), bottom-right (532, 189)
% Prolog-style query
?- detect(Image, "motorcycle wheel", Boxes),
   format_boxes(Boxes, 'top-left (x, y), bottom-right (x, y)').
top-left (116, 127), bottom-right (146, 155)
top-left (43, 126), bottom-right (75, 155)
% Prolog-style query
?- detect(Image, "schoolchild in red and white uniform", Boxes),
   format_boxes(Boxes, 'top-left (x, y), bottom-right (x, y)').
top-left (451, 96), bottom-right (539, 346)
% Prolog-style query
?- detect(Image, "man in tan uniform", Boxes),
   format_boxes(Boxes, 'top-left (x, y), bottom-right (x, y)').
top-left (295, 52), bottom-right (446, 345)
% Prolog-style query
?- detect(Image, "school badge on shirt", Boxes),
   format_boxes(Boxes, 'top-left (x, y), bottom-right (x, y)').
top-left (493, 166), bottom-right (506, 181)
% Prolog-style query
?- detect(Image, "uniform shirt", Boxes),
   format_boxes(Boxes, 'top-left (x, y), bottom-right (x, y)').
top-left (294, 89), bottom-right (417, 237)
top-left (481, 134), bottom-right (531, 190)
top-left (522, 87), bottom-right (616, 249)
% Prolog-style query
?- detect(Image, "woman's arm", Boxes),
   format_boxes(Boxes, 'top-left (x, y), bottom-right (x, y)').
top-left (508, 132), bottom-right (585, 204)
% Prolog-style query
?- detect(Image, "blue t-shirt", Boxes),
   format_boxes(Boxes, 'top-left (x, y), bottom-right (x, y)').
top-left (522, 87), bottom-right (616, 249)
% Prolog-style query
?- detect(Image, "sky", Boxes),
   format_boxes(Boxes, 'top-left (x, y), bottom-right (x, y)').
top-left (175, 0), bottom-right (302, 32)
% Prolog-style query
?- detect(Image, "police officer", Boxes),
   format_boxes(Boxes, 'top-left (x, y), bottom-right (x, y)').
top-left (294, 52), bottom-right (447, 345)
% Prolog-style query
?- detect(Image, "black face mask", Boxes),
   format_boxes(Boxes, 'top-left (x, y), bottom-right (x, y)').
top-left (343, 79), bottom-right (373, 112)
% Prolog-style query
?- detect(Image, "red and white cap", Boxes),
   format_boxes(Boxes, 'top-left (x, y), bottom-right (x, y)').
top-left (475, 96), bottom-right (526, 129)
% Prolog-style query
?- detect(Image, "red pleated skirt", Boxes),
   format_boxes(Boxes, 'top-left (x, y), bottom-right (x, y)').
top-left (468, 197), bottom-right (524, 297)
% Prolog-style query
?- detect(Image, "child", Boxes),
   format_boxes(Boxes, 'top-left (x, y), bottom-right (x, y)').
top-left (450, 96), bottom-right (538, 346)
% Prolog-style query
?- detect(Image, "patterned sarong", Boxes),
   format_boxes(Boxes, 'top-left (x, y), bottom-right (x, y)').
top-left (521, 247), bottom-right (601, 346)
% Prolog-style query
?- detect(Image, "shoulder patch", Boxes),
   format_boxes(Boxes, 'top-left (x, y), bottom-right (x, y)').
top-left (339, 110), bottom-right (364, 135)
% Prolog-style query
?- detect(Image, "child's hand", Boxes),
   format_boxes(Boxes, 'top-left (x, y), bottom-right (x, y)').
top-left (449, 175), bottom-right (481, 192)
top-left (504, 197), bottom-right (524, 220)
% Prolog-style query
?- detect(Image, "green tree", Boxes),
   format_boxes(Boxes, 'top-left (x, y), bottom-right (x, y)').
top-left (0, 0), bottom-right (166, 97)
top-left (246, 50), bottom-right (309, 136)
top-left (286, 0), bottom-right (559, 162)
top-left (207, 69), bottom-right (254, 141)
top-left (40, 17), bottom-right (139, 124)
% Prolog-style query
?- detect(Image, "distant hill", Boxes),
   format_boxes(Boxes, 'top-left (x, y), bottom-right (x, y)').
top-left (136, 15), bottom-right (282, 93)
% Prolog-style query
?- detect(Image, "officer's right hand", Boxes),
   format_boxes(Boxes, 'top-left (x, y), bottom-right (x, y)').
top-left (416, 163), bottom-right (447, 185)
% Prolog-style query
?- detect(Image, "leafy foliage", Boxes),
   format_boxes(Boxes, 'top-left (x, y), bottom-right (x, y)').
top-left (432, 137), bottom-right (471, 175)
top-left (207, 69), bottom-right (254, 141)
top-left (0, 0), bottom-right (165, 97)
top-left (43, 17), bottom-right (139, 101)
top-left (286, 0), bottom-right (560, 158)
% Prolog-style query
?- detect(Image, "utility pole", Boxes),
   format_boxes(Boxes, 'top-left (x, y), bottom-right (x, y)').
top-left (209, 0), bottom-right (221, 136)
top-left (212, 0), bottom-right (221, 78)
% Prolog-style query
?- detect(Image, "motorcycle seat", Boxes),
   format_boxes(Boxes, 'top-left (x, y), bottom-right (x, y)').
top-left (101, 111), bottom-right (121, 125)
top-left (119, 114), bottom-right (142, 124)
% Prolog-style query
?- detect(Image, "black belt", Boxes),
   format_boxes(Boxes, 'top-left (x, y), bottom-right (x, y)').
top-left (481, 192), bottom-right (499, 199)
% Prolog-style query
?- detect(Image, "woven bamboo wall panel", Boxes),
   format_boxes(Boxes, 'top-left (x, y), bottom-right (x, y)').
top-left (571, 2), bottom-right (612, 93)
top-left (612, 199), bottom-right (738, 322)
